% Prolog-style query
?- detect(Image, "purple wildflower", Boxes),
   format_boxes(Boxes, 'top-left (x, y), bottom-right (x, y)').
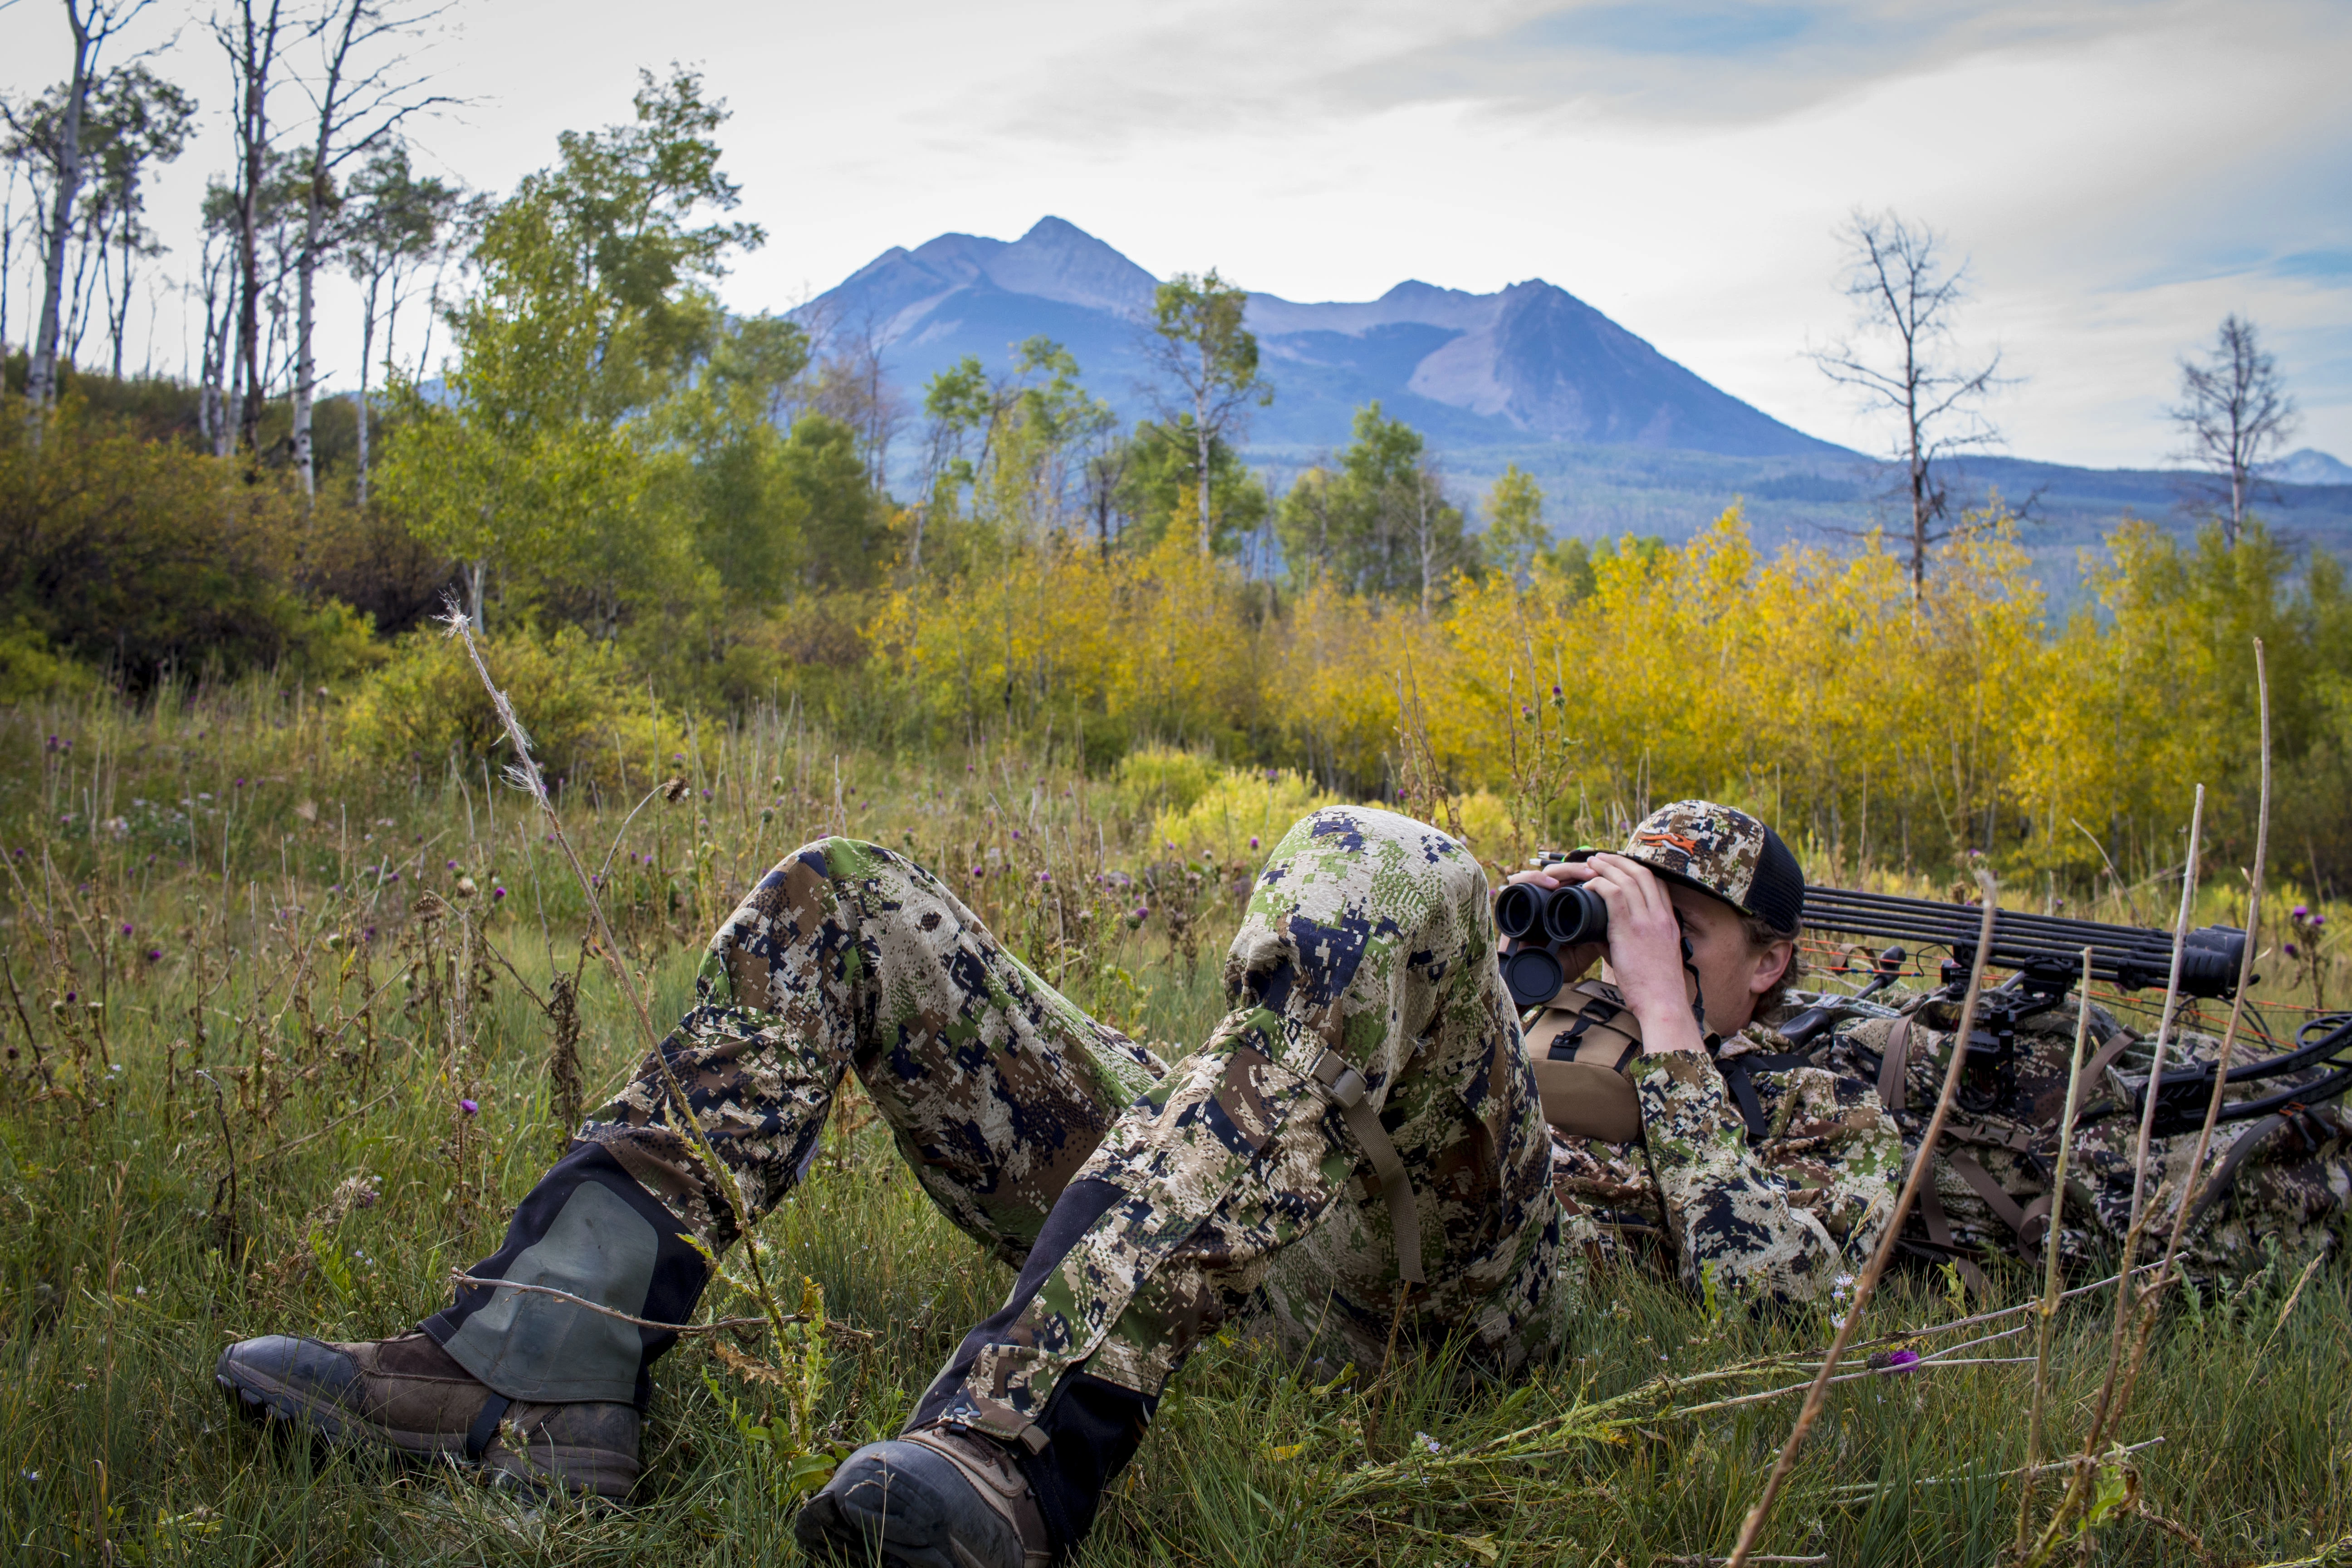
top-left (2295, 904), bottom-right (2311, 920)
top-left (1250, 836), bottom-right (1260, 850)
top-left (459, 1098), bottom-right (479, 1116)
top-left (145, 949), bottom-right (162, 963)
top-left (120, 923), bottom-right (133, 937)
top-left (493, 887), bottom-right (506, 901)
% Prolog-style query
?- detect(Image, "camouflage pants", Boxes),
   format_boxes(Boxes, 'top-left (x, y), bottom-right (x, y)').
top-left (577, 836), bottom-right (1165, 1270)
top-left (582, 807), bottom-right (1570, 1438)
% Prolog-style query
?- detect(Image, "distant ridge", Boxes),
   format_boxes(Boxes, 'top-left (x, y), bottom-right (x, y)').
top-left (2266, 448), bottom-right (2352, 486)
top-left (800, 216), bottom-right (1845, 461)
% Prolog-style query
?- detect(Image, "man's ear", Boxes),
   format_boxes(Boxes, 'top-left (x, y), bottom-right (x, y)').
top-left (1748, 938), bottom-right (1795, 997)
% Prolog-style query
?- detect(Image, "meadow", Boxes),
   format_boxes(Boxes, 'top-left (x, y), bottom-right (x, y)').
top-left (0, 670), bottom-right (2346, 1568)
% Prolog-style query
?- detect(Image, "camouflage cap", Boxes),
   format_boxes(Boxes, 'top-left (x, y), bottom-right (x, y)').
top-left (1570, 800), bottom-right (1804, 936)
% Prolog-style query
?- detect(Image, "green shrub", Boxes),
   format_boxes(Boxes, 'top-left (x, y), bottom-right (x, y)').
top-left (343, 624), bottom-right (682, 789)
top-left (0, 622), bottom-right (93, 701)
top-left (0, 395), bottom-right (379, 683)
top-left (1115, 745), bottom-right (1225, 817)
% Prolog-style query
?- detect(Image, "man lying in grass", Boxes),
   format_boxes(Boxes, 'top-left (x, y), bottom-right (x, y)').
top-left (215, 800), bottom-right (2348, 1567)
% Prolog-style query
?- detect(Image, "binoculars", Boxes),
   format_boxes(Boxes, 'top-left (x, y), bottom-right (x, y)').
top-left (1494, 880), bottom-right (1609, 946)
top-left (1494, 880), bottom-right (1610, 1009)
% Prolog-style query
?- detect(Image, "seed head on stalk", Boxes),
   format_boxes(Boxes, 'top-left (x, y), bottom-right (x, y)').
top-left (436, 600), bottom-right (792, 1349)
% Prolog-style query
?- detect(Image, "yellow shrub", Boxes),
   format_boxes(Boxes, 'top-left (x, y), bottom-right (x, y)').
top-left (343, 625), bottom-right (683, 789)
top-left (1115, 745), bottom-right (1223, 816)
top-left (1152, 765), bottom-right (1343, 862)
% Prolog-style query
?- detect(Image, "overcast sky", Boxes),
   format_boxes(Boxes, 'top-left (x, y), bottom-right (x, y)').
top-left (4, 0), bottom-right (2347, 468)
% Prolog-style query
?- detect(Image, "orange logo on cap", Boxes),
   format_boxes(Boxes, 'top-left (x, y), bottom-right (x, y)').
top-left (1636, 830), bottom-right (1702, 856)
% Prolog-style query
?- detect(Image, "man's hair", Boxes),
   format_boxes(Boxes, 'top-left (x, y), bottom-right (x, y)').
top-left (1740, 910), bottom-right (1804, 1021)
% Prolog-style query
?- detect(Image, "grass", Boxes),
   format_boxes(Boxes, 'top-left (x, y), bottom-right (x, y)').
top-left (1, 679), bottom-right (2348, 1567)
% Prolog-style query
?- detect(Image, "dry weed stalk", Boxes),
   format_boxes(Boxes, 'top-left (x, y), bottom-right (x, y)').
top-left (2129, 783), bottom-right (2208, 1228)
top-left (438, 606), bottom-right (794, 1351)
top-left (2014, 945), bottom-right (2097, 1557)
top-left (1721, 872), bottom-right (2000, 1568)
top-left (2024, 638), bottom-right (2269, 1565)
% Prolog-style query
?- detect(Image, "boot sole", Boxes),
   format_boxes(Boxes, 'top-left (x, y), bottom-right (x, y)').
top-left (215, 1357), bottom-right (636, 1500)
top-left (794, 1472), bottom-right (972, 1568)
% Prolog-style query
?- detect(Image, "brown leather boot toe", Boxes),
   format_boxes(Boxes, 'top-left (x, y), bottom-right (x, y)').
top-left (216, 1330), bottom-right (640, 1499)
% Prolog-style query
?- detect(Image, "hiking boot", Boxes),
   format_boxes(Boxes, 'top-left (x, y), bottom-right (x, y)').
top-left (215, 1330), bottom-right (641, 1499)
top-left (795, 1423), bottom-right (1053, 1568)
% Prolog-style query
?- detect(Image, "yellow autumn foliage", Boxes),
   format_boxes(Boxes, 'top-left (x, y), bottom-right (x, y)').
top-left (875, 506), bottom-right (2332, 879)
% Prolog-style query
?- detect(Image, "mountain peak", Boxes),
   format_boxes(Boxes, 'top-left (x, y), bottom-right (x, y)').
top-left (802, 217), bottom-right (1840, 460)
top-left (986, 216), bottom-right (1158, 314)
top-left (2266, 448), bottom-right (2352, 486)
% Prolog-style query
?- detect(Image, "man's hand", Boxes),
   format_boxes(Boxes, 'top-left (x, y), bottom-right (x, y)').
top-left (1533, 856), bottom-right (1705, 1054)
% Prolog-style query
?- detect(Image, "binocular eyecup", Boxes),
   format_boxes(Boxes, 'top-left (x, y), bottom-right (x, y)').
top-left (1494, 880), bottom-right (1610, 948)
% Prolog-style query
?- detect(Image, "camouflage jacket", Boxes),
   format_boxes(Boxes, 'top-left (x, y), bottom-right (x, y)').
top-left (1554, 985), bottom-right (2351, 1293)
top-left (1548, 1007), bottom-right (1903, 1302)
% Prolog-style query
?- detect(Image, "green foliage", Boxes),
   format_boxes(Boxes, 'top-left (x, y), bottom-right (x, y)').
top-left (0, 396), bottom-right (376, 681)
top-left (1147, 270), bottom-right (1274, 556)
top-left (914, 339), bottom-right (1123, 563)
top-left (341, 623), bottom-right (680, 787)
top-left (1534, 534), bottom-right (1598, 600)
top-left (376, 68), bottom-right (765, 635)
top-left (1114, 745), bottom-right (1225, 816)
top-left (1278, 402), bottom-right (1476, 601)
top-left (0, 623), bottom-right (93, 701)
top-left (1120, 416), bottom-right (1268, 555)
top-left (1480, 463), bottom-right (1549, 582)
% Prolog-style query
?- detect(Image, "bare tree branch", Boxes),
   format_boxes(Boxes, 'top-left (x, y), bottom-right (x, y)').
top-left (2168, 314), bottom-right (2298, 546)
top-left (1808, 209), bottom-right (2011, 598)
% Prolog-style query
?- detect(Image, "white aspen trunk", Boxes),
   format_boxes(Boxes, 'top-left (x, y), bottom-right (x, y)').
top-left (354, 272), bottom-right (377, 505)
top-left (26, 10), bottom-right (95, 417)
top-left (1418, 472), bottom-right (1434, 617)
top-left (293, 4), bottom-right (356, 500)
top-left (292, 186), bottom-right (321, 494)
top-left (1195, 340), bottom-right (1213, 556)
top-left (468, 558), bottom-right (486, 635)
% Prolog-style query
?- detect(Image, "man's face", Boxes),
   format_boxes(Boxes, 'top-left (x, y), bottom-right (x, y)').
top-left (1638, 881), bottom-right (1790, 1038)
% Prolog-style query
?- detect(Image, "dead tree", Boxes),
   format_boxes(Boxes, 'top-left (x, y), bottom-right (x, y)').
top-left (2169, 314), bottom-right (2299, 547)
top-left (1809, 210), bottom-right (2007, 600)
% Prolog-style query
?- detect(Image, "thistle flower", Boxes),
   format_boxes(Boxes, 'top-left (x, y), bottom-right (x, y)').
top-left (459, 1098), bottom-right (479, 1117)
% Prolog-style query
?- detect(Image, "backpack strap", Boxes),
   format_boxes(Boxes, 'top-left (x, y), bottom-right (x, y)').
top-left (1312, 1049), bottom-right (1424, 1284)
top-left (1945, 1148), bottom-right (2046, 1265)
top-left (1877, 1013), bottom-right (1918, 1113)
top-left (1909, 1150), bottom-right (1993, 1297)
top-left (1712, 1050), bottom-right (1820, 1143)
